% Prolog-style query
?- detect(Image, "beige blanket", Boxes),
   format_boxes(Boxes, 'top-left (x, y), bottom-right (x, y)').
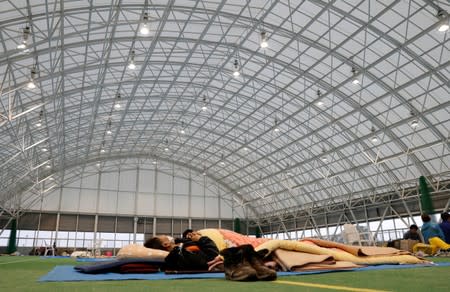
top-left (302, 238), bottom-right (410, 256)
top-left (255, 240), bottom-right (428, 265)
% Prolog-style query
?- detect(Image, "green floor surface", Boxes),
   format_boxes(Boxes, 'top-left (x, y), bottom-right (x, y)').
top-left (0, 256), bottom-right (449, 291)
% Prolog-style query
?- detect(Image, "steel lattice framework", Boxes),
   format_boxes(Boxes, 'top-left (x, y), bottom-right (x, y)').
top-left (0, 0), bottom-right (449, 223)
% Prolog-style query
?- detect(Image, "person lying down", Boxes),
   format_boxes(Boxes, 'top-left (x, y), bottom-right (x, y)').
top-left (143, 231), bottom-right (222, 272)
top-left (142, 229), bottom-right (277, 280)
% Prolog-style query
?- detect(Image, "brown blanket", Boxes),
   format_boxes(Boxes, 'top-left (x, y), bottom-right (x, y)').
top-left (274, 249), bottom-right (363, 271)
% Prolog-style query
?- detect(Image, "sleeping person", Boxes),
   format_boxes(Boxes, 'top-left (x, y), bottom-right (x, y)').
top-left (144, 230), bottom-right (220, 271)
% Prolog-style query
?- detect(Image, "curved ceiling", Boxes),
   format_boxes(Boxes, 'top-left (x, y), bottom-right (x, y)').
top-left (0, 0), bottom-right (449, 220)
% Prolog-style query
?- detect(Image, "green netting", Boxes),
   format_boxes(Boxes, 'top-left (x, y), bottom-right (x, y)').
top-left (419, 176), bottom-right (434, 215)
top-left (233, 218), bottom-right (241, 234)
top-left (6, 218), bottom-right (17, 254)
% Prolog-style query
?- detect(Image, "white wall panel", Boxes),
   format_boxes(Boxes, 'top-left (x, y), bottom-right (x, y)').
top-left (138, 169), bottom-right (154, 192)
top-left (191, 180), bottom-right (204, 196)
top-left (156, 194), bottom-right (172, 216)
top-left (220, 197), bottom-right (233, 218)
top-left (101, 172), bottom-right (119, 190)
top-left (40, 189), bottom-right (60, 211)
top-left (174, 177), bottom-right (189, 195)
top-left (119, 169), bottom-right (136, 192)
top-left (79, 189), bottom-right (97, 213)
top-left (60, 188), bottom-right (80, 212)
top-left (98, 190), bottom-right (117, 214)
top-left (25, 161), bottom-right (238, 220)
top-left (157, 171), bottom-right (172, 193)
top-left (81, 174), bottom-right (98, 189)
top-left (136, 193), bottom-right (154, 215)
top-left (173, 195), bottom-right (189, 217)
top-left (117, 191), bottom-right (135, 215)
top-left (205, 197), bottom-right (219, 217)
top-left (233, 204), bottom-right (246, 219)
top-left (65, 179), bottom-right (81, 188)
top-left (191, 196), bottom-right (205, 218)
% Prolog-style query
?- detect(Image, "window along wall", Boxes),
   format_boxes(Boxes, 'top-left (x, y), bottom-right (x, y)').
top-left (263, 215), bottom-right (426, 244)
top-left (0, 212), bottom-right (233, 254)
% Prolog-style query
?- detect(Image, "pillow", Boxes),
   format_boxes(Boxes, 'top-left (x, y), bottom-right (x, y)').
top-left (117, 244), bottom-right (169, 262)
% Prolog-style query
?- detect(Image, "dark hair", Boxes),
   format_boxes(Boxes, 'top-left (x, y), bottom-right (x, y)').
top-left (441, 212), bottom-right (449, 221)
top-left (144, 237), bottom-right (165, 250)
top-left (421, 213), bottom-right (431, 222)
top-left (410, 224), bottom-right (418, 230)
top-left (182, 229), bottom-right (194, 239)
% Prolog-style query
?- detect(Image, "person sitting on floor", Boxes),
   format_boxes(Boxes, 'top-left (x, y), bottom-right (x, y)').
top-left (144, 230), bottom-right (220, 271)
top-left (403, 224), bottom-right (421, 241)
top-left (439, 212), bottom-right (450, 244)
top-left (420, 213), bottom-right (450, 251)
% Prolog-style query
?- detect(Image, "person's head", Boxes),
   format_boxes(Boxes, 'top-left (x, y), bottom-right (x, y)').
top-left (409, 224), bottom-right (419, 233)
top-left (421, 213), bottom-right (431, 222)
top-left (144, 235), bottom-right (175, 251)
top-left (182, 229), bottom-right (194, 239)
top-left (441, 212), bottom-right (449, 222)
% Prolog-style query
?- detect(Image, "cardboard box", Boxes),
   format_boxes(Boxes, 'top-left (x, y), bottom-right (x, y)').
top-left (400, 239), bottom-right (419, 252)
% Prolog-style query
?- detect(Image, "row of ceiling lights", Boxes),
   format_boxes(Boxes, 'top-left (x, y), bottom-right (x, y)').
top-left (18, 8), bottom-right (447, 173)
top-left (18, 8), bottom-right (449, 90)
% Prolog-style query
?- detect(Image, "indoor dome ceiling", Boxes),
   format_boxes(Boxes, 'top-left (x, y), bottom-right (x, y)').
top-left (0, 0), bottom-right (449, 220)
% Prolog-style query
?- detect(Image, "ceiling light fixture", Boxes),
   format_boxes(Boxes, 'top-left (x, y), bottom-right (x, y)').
top-left (128, 50), bottom-right (136, 70)
top-left (315, 89), bottom-right (324, 107)
top-left (321, 148), bottom-right (327, 162)
top-left (410, 110), bottom-right (419, 129)
top-left (36, 110), bottom-right (43, 127)
top-left (273, 118), bottom-right (280, 132)
top-left (243, 139), bottom-right (248, 152)
top-left (100, 141), bottom-right (106, 153)
top-left (140, 12), bottom-right (150, 35)
top-left (96, 162), bottom-right (101, 167)
top-left (201, 95), bottom-right (208, 111)
top-left (114, 93), bottom-right (121, 109)
top-left (27, 67), bottom-right (37, 90)
top-left (351, 67), bottom-right (360, 85)
top-left (233, 59), bottom-right (240, 77)
top-left (106, 119), bottom-right (112, 134)
top-left (220, 153), bottom-right (225, 166)
top-left (17, 26), bottom-right (30, 51)
top-left (42, 148), bottom-right (48, 152)
top-left (260, 31), bottom-right (268, 48)
top-left (179, 121), bottom-right (186, 134)
top-left (437, 10), bottom-right (449, 32)
top-left (164, 139), bottom-right (169, 151)
top-left (370, 126), bottom-right (378, 143)
top-left (45, 164), bottom-right (51, 169)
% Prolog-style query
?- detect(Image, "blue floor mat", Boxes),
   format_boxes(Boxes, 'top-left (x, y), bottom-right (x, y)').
top-left (76, 257), bottom-right (116, 262)
top-left (39, 263), bottom-right (450, 282)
